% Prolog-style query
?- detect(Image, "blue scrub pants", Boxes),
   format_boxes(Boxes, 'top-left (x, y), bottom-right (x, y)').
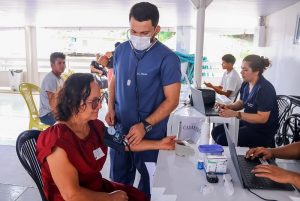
top-left (212, 122), bottom-right (275, 148)
top-left (40, 112), bottom-right (56, 126)
top-left (109, 149), bottom-right (158, 198)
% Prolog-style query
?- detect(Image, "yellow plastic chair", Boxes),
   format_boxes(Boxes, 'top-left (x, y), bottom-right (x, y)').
top-left (19, 83), bottom-right (49, 131)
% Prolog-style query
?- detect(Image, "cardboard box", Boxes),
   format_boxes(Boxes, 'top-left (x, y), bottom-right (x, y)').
top-left (204, 154), bottom-right (227, 173)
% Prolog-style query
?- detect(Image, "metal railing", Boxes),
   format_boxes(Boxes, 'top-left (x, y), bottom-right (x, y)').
top-left (0, 56), bottom-right (95, 72)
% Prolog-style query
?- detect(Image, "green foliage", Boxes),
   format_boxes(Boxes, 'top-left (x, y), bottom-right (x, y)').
top-left (158, 31), bottom-right (175, 43)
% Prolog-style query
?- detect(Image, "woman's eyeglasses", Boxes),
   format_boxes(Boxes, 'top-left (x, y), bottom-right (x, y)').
top-left (86, 95), bottom-right (105, 109)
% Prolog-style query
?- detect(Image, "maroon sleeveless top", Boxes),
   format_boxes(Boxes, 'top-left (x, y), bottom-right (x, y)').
top-left (36, 119), bottom-right (148, 201)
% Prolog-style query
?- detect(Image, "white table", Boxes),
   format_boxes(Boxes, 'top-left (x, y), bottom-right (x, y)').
top-left (167, 106), bottom-right (239, 144)
top-left (152, 147), bottom-right (300, 201)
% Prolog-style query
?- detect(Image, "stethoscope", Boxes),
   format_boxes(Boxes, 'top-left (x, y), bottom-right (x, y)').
top-left (126, 39), bottom-right (157, 87)
top-left (126, 31), bottom-right (158, 122)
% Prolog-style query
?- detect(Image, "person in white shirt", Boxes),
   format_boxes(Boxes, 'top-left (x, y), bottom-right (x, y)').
top-left (204, 54), bottom-right (242, 101)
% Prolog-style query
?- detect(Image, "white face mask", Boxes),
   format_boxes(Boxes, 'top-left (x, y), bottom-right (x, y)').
top-left (129, 34), bottom-right (152, 51)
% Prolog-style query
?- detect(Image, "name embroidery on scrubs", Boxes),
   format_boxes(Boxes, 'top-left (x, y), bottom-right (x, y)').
top-left (137, 72), bottom-right (148, 76)
top-left (246, 103), bottom-right (254, 108)
top-left (93, 147), bottom-right (105, 160)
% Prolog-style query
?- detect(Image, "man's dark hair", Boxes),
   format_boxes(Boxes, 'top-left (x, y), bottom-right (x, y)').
top-left (55, 73), bottom-right (94, 121)
top-left (222, 54), bottom-right (236, 65)
top-left (129, 2), bottom-right (159, 27)
top-left (50, 52), bottom-right (66, 64)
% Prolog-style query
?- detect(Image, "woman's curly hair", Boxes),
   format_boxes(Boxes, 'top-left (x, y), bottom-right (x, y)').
top-left (54, 73), bottom-right (95, 121)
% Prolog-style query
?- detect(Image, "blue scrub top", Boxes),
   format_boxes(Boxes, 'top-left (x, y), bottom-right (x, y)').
top-left (113, 41), bottom-right (181, 140)
top-left (240, 76), bottom-right (279, 134)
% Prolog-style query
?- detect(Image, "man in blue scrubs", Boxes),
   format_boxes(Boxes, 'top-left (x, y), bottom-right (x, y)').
top-left (105, 2), bottom-right (181, 197)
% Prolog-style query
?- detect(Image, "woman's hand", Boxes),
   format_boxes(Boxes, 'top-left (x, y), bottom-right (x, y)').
top-left (245, 147), bottom-right (273, 160)
top-left (214, 103), bottom-right (228, 111)
top-left (109, 190), bottom-right (128, 201)
top-left (219, 108), bottom-right (237, 118)
top-left (251, 165), bottom-right (295, 184)
top-left (158, 136), bottom-right (176, 150)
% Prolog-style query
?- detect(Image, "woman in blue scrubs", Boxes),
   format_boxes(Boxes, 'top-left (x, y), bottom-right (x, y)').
top-left (212, 54), bottom-right (279, 147)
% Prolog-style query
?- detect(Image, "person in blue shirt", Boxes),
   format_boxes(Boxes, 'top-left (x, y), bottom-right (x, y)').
top-left (105, 2), bottom-right (181, 198)
top-left (212, 54), bottom-right (279, 147)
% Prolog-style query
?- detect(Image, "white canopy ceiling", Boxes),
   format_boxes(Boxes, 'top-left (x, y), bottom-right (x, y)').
top-left (0, 0), bottom-right (299, 28)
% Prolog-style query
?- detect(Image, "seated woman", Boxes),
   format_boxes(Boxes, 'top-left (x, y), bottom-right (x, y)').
top-left (212, 54), bottom-right (279, 147)
top-left (36, 73), bottom-right (176, 201)
top-left (246, 142), bottom-right (300, 189)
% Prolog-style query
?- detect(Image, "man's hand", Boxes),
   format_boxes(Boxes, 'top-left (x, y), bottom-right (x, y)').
top-left (252, 165), bottom-right (294, 184)
top-left (245, 147), bottom-right (273, 160)
top-left (105, 110), bottom-right (115, 126)
top-left (108, 190), bottom-right (128, 201)
top-left (204, 82), bottom-right (213, 88)
top-left (126, 123), bottom-right (145, 145)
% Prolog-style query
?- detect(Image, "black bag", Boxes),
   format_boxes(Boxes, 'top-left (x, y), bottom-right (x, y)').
top-left (199, 88), bottom-right (215, 107)
top-left (91, 60), bottom-right (108, 76)
top-left (93, 74), bottom-right (108, 89)
top-left (97, 78), bottom-right (108, 89)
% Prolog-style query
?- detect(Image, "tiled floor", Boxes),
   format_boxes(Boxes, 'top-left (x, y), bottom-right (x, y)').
top-left (0, 92), bottom-right (164, 201)
top-left (0, 92), bottom-right (110, 201)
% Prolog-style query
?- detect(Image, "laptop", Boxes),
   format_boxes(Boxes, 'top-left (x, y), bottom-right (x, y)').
top-left (190, 87), bottom-right (219, 116)
top-left (223, 124), bottom-right (294, 191)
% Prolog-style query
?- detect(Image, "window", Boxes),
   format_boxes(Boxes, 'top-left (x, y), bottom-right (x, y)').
top-left (0, 28), bottom-right (26, 71)
top-left (36, 27), bottom-right (176, 71)
top-left (36, 27), bottom-right (128, 71)
top-left (294, 15), bottom-right (300, 44)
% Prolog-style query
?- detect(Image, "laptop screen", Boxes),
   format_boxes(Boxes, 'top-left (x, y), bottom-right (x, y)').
top-left (223, 123), bottom-right (244, 186)
top-left (190, 87), bottom-right (205, 114)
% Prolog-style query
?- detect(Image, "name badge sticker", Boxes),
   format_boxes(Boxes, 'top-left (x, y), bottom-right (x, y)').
top-left (127, 79), bottom-right (131, 86)
top-left (93, 147), bottom-right (105, 160)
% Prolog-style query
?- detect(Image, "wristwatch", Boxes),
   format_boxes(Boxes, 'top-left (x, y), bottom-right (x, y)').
top-left (142, 119), bottom-right (152, 133)
top-left (237, 112), bottom-right (242, 119)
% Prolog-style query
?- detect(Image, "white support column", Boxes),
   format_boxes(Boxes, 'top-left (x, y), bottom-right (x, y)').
top-left (176, 26), bottom-right (193, 54)
top-left (24, 26), bottom-right (39, 84)
top-left (190, 0), bottom-right (213, 88)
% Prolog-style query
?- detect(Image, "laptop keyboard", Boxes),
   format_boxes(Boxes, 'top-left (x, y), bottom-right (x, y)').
top-left (237, 155), bottom-right (294, 191)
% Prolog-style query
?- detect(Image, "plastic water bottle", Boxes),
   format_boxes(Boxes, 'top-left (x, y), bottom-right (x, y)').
top-left (196, 121), bottom-right (210, 169)
top-left (199, 121), bottom-right (210, 145)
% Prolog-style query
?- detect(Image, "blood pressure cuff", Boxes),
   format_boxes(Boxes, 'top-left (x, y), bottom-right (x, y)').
top-left (103, 126), bottom-right (125, 152)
